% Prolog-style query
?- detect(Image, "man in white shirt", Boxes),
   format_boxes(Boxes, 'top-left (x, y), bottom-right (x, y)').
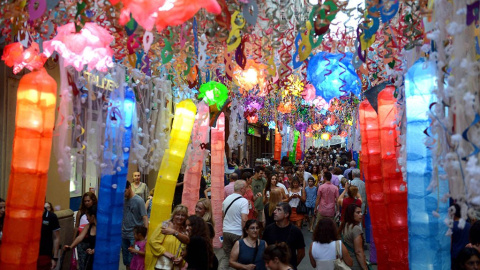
top-left (221, 180), bottom-right (249, 269)
top-left (297, 164), bottom-right (312, 186)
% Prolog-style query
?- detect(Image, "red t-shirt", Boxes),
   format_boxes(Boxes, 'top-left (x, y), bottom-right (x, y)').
top-left (243, 188), bottom-right (256, 219)
top-left (341, 197), bottom-right (362, 221)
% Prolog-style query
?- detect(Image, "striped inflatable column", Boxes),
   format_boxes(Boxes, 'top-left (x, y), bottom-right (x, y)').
top-left (211, 113), bottom-right (226, 248)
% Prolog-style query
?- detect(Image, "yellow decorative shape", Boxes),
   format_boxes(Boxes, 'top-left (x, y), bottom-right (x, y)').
top-left (299, 21), bottom-right (312, 61)
top-left (227, 11), bottom-right (245, 52)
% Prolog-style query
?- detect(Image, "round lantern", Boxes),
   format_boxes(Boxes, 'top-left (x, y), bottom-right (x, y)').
top-left (307, 52), bottom-right (361, 102)
top-left (198, 81), bottom-right (229, 110)
top-left (321, 133), bottom-right (331, 140)
top-left (234, 59), bottom-right (268, 95)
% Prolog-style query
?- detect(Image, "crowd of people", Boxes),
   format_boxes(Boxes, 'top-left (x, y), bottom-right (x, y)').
top-left (1, 147), bottom-right (480, 269)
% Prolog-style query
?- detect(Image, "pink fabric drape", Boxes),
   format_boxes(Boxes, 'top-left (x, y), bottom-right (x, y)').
top-left (211, 113), bottom-right (225, 248)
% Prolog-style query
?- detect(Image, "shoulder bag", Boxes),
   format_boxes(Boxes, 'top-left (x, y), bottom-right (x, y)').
top-left (334, 240), bottom-right (351, 270)
top-left (223, 195), bottom-right (243, 218)
top-left (295, 190), bottom-right (307, 214)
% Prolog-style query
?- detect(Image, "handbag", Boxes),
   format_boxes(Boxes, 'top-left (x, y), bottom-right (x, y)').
top-left (334, 240), bottom-right (351, 270)
top-left (155, 236), bottom-right (184, 270)
top-left (296, 200), bottom-right (308, 214)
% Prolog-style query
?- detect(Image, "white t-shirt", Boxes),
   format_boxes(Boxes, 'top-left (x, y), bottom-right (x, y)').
top-left (222, 194), bottom-right (249, 236)
top-left (311, 240), bottom-right (342, 270)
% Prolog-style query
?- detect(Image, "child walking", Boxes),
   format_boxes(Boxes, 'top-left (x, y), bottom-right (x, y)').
top-left (128, 225), bottom-right (147, 270)
top-left (305, 177), bottom-right (318, 232)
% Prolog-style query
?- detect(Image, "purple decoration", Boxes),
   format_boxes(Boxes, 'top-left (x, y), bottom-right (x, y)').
top-left (244, 96), bottom-right (264, 111)
top-left (467, 0), bottom-right (479, 26)
top-left (295, 121), bottom-right (308, 132)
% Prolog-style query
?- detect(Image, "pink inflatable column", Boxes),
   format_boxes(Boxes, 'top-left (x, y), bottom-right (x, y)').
top-left (377, 86), bottom-right (408, 269)
top-left (211, 113), bottom-right (225, 248)
top-left (182, 101), bottom-right (210, 215)
top-left (359, 100), bottom-right (389, 268)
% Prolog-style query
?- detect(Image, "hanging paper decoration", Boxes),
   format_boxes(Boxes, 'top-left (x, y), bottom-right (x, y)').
top-left (312, 96), bottom-right (329, 110)
top-left (43, 22), bottom-right (114, 72)
top-left (211, 113), bottom-right (226, 248)
top-left (320, 133), bottom-right (331, 140)
top-left (358, 99), bottom-right (389, 269)
top-left (289, 131), bottom-right (300, 163)
top-left (111, 0), bottom-right (165, 31)
top-left (307, 52), bottom-right (361, 102)
top-left (94, 84), bottom-right (136, 270)
top-left (302, 83), bottom-right (316, 103)
top-left (227, 98), bottom-right (246, 152)
top-left (405, 59), bottom-right (450, 269)
top-left (146, 99), bottom-right (197, 262)
top-left (274, 128), bottom-right (282, 162)
top-left (1, 42), bottom-right (47, 74)
top-left (234, 59), bottom-right (268, 95)
top-left (296, 135), bottom-right (302, 161)
top-left (198, 81), bottom-right (229, 110)
top-left (182, 101), bottom-right (210, 215)
top-left (295, 121), bottom-right (308, 133)
top-left (0, 52), bottom-right (56, 268)
top-left (377, 85), bottom-right (408, 269)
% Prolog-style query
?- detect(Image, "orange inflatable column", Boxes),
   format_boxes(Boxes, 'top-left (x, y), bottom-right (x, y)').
top-left (274, 128), bottom-right (282, 162)
top-left (377, 86), bottom-right (408, 269)
top-left (296, 135), bottom-right (302, 162)
top-left (211, 113), bottom-right (225, 248)
top-left (0, 68), bottom-right (57, 269)
top-left (358, 100), bottom-right (389, 268)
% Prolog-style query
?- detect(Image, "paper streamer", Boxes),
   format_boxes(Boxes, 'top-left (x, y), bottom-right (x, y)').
top-left (211, 113), bottom-right (226, 248)
top-left (94, 86), bottom-right (136, 270)
top-left (377, 85), bottom-right (408, 269)
top-left (358, 99), bottom-right (389, 269)
top-left (405, 59), bottom-right (450, 269)
top-left (146, 99), bottom-right (197, 262)
top-left (0, 68), bottom-right (57, 269)
top-left (182, 101), bottom-right (210, 215)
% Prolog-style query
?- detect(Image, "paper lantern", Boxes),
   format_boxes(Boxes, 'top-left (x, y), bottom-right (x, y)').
top-left (278, 101), bottom-right (295, 114)
top-left (289, 131), bottom-right (300, 163)
top-left (146, 99), bottom-right (197, 262)
top-left (154, 0), bottom-right (221, 31)
top-left (198, 81), bottom-right (229, 110)
top-left (320, 133), bottom-right (331, 140)
top-left (246, 114), bottom-right (258, 123)
top-left (1, 42), bottom-right (47, 74)
top-left (244, 96), bottom-right (264, 111)
top-left (282, 75), bottom-right (304, 97)
top-left (274, 128), bottom-right (282, 162)
top-left (182, 101), bottom-right (210, 215)
top-left (234, 59), bottom-right (268, 95)
top-left (359, 99), bottom-right (389, 268)
top-left (110, 0), bottom-right (166, 31)
top-left (43, 22), bottom-right (114, 72)
top-left (94, 86), bottom-right (136, 270)
top-left (405, 59), bottom-right (450, 269)
top-left (295, 121), bottom-right (308, 133)
top-left (302, 83), bottom-right (316, 102)
top-left (211, 113), bottom-right (226, 248)
top-left (307, 52), bottom-right (361, 102)
top-left (377, 86), bottom-right (408, 269)
top-left (0, 67), bottom-right (57, 269)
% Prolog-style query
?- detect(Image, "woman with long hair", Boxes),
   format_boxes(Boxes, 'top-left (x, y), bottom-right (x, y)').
top-left (287, 176), bottom-right (306, 228)
top-left (309, 218), bottom-right (352, 269)
top-left (65, 205), bottom-right (97, 270)
top-left (311, 165), bottom-right (320, 186)
top-left (263, 174), bottom-right (287, 204)
top-left (75, 192), bottom-right (98, 270)
top-left (195, 198), bottom-right (215, 240)
top-left (339, 204), bottom-right (367, 270)
top-left (146, 204), bottom-right (190, 270)
top-left (177, 215), bottom-right (218, 269)
top-left (263, 243), bottom-right (293, 270)
top-left (230, 220), bottom-right (267, 270)
top-left (263, 189), bottom-right (284, 228)
top-left (338, 183), bottom-right (362, 221)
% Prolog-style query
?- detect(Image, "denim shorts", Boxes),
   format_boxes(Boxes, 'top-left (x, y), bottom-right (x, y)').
top-left (307, 207), bottom-right (315, 216)
top-left (121, 238), bottom-right (135, 266)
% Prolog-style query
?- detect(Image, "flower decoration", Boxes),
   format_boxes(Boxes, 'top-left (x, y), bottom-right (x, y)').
top-left (2, 42), bottom-right (47, 74)
top-left (198, 81), bottom-right (229, 110)
top-left (295, 121), bottom-right (308, 132)
top-left (312, 96), bottom-right (329, 110)
top-left (43, 22), bottom-right (114, 72)
top-left (234, 59), bottom-right (268, 96)
top-left (321, 133), bottom-right (331, 140)
top-left (324, 117), bottom-right (336, 126)
top-left (110, 0), bottom-right (166, 31)
top-left (311, 123), bottom-right (323, 131)
top-left (244, 96), bottom-right (264, 111)
top-left (154, 0), bottom-right (221, 31)
top-left (307, 52), bottom-right (361, 102)
top-left (282, 75), bottom-right (304, 97)
top-left (246, 114), bottom-right (258, 123)
top-left (303, 83), bottom-right (316, 103)
top-left (278, 101), bottom-right (295, 114)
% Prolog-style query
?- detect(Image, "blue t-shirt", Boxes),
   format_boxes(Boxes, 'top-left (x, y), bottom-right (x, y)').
top-left (305, 186), bottom-right (318, 208)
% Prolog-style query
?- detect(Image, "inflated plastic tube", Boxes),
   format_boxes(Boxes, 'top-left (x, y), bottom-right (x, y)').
top-left (94, 87), bottom-right (135, 269)
top-left (211, 113), bottom-right (226, 248)
top-left (377, 86), bottom-right (408, 269)
top-left (0, 68), bottom-right (57, 269)
top-left (182, 101), bottom-right (210, 215)
top-left (358, 99), bottom-right (389, 269)
top-left (146, 99), bottom-right (197, 261)
top-left (274, 128), bottom-right (282, 162)
top-left (405, 59), bottom-right (450, 269)
top-left (289, 131), bottom-right (299, 163)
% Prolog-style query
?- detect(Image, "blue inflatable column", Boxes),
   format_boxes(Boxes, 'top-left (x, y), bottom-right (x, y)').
top-left (406, 59), bottom-right (450, 270)
top-left (94, 87), bottom-right (136, 269)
